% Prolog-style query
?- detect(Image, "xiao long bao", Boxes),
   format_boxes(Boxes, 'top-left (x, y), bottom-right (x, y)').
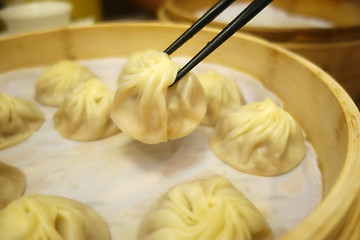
top-left (0, 194), bottom-right (110, 240)
top-left (0, 162), bottom-right (26, 210)
top-left (35, 60), bottom-right (97, 107)
top-left (116, 49), bottom-right (157, 84)
top-left (210, 98), bottom-right (306, 176)
top-left (0, 93), bottom-right (44, 150)
top-left (53, 78), bottom-right (120, 141)
top-left (197, 70), bottom-right (245, 126)
top-left (138, 175), bottom-right (273, 240)
top-left (111, 51), bottom-right (207, 144)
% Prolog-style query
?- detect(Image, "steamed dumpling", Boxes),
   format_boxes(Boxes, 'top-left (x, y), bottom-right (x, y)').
top-left (117, 49), bottom-right (156, 84)
top-left (35, 60), bottom-right (97, 107)
top-left (0, 93), bottom-right (44, 150)
top-left (54, 78), bottom-right (120, 141)
top-left (210, 98), bottom-right (306, 176)
top-left (0, 194), bottom-right (110, 240)
top-left (111, 51), bottom-right (207, 144)
top-left (138, 175), bottom-right (273, 240)
top-left (0, 162), bottom-right (26, 209)
top-left (198, 70), bottom-right (245, 126)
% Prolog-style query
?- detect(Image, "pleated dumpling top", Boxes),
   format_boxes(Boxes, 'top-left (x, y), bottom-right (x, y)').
top-left (35, 60), bottom-right (96, 107)
top-left (0, 194), bottom-right (110, 240)
top-left (138, 175), bottom-right (273, 240)
top-left (0, 93), bottom-right (44, 150)
top-left (210, 98), bottom-right (306, 176)
top-left (54, 78), bottom-right (120, 141)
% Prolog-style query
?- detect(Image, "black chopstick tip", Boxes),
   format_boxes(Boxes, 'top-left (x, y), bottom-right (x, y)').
top-left (169, 73), bottom-right (181, 87)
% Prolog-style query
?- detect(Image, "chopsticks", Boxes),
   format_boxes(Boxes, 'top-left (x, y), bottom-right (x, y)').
top-left (166, 0), bottom-right (273, 86)
top-left (164, 0), bottom-right (236, 55)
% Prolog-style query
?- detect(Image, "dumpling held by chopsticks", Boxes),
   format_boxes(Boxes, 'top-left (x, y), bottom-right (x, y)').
top-left (111, 51), bottom-right (206, 144)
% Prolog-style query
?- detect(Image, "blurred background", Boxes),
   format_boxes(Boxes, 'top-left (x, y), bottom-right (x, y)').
top-left (0, 0), bottom-right (162, 22)
top-left (0, 0), bottom-right (359, 106)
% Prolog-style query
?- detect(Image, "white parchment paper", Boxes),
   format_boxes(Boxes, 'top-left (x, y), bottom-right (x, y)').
top-left (0, 57), bottom-right (322, 239)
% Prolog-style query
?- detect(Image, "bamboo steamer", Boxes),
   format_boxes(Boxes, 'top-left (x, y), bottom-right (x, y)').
top-left (0, 22), bottom-right (360, 239)
top-left (158, 0), bottom-right (360, 106)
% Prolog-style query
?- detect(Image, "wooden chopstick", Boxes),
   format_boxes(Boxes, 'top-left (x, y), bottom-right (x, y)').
top-left (168, 0), bottom-right (273, 86)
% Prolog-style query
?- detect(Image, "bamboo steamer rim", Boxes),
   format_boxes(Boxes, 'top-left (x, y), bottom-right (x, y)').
top-left (159, 5), bottom-right (360, 44)
top-left (0, 22), bottom-right (360, 239)
top-left (162, 0), bottom-right (360, 43)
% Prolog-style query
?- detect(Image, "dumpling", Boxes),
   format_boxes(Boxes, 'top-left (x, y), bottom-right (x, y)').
top-left (210, 98), bottom-right (306, 176)
top-left (117, 49), bottom-right (156, 84)
top-left (0, 194), bottom-right (110, 240)
top-left (197, 70), bottom-right (245, 126)
top-left (111, 51), bottom-right (207, 144)
top-left (54, 78), bottom-right (120, 141)
top-left (0, 93), bottom-right (44, 150)
top-left (138, 175), bottom-right (273, 240)
top-left (35, 60), bottom-right (97, 107)
top-left (0, 162), bottom-right (26, 209)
